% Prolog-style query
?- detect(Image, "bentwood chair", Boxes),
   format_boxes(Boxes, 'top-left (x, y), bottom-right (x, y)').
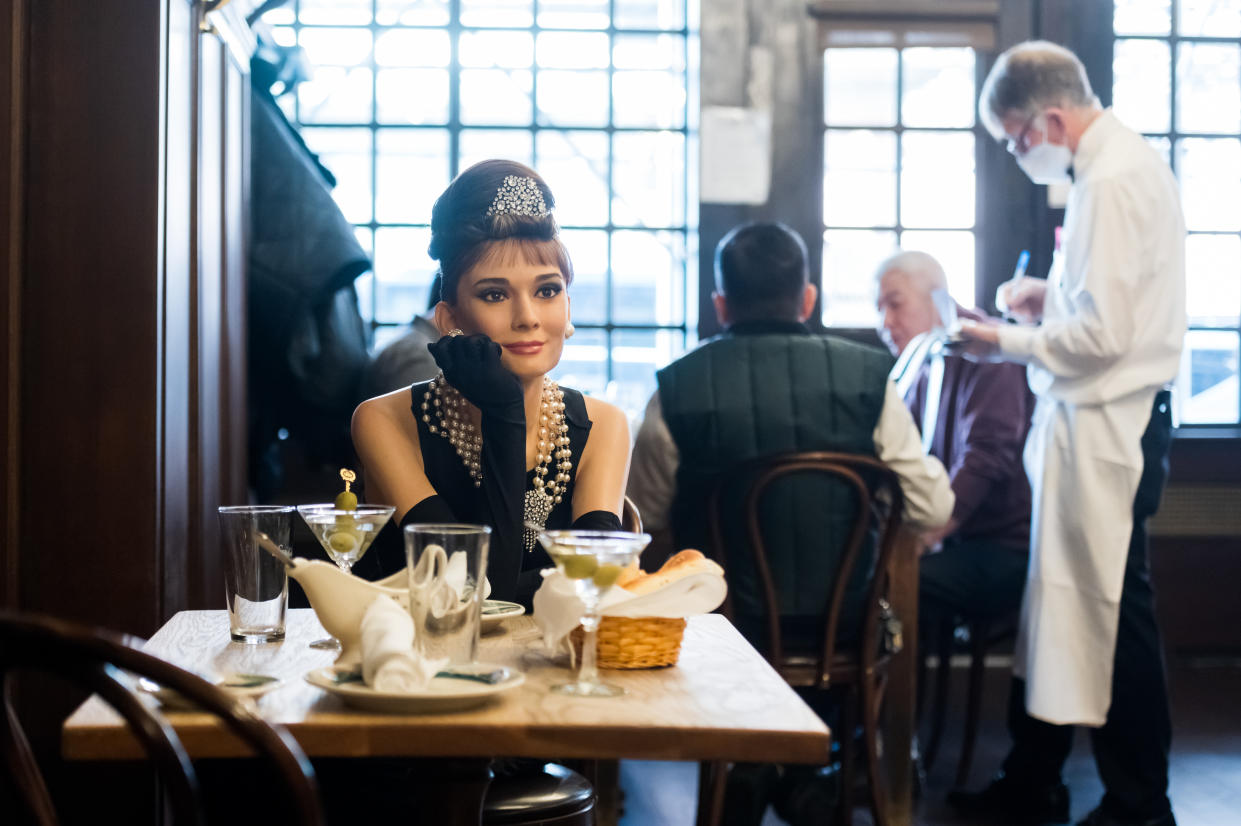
top-left (0, 611), bottom-right (325, 826)
top-left (919, 611), bottom-right (1018, 788)
top-left (699, 452), bottom-right (906, 826)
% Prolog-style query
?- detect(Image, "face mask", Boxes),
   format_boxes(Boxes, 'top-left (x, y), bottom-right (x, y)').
top-left (1015, 123), bottom-right (1073, 185)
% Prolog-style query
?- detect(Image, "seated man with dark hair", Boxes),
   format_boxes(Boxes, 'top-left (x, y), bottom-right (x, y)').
top-left (875, 251), bottom-right (1033, 633)
top-left (627, 222), bottom-right (954, 826)
top-left (360, 275), bottom-right (444, 399)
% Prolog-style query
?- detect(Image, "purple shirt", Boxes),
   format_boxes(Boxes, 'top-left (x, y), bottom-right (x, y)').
top-left (906, 353), bottom-right (1034, 550)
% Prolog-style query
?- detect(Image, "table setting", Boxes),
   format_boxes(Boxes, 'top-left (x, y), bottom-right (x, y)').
top-left (162, 467), bottom-right (736, 721)
top-left (61, 466), bottom-right (920, 823)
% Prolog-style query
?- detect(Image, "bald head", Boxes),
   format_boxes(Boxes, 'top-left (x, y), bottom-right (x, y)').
top-left (875, 251), bottom-right (947, 356)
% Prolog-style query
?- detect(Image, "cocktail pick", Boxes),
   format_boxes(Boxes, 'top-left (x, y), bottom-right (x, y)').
top-left (256, 531), bottom-right (295, 569)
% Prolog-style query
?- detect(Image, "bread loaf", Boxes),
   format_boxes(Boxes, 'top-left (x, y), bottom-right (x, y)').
top-left (619, 549), bottom-right (725, 596)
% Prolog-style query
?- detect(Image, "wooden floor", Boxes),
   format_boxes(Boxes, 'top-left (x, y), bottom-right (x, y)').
top-left (618, 661), bottom-right (1241, 825)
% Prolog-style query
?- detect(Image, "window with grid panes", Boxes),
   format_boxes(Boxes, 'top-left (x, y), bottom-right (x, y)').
top-left (261, 0), bottom-right (697, 419)
top-left (1114, 0), bottom-right (1241, 426)
top-left (820, 45), bottom-right (979, 327)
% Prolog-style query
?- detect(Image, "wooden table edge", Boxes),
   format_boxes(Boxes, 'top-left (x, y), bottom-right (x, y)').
top-left (64, 717), bottom-right (830, 764)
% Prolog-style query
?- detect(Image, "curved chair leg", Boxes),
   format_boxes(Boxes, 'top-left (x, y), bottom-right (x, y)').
top-left (835, 686), bottom-right (856, 825)
top-left (862, 674), bottom-right (890, 826)
top-left (696, 760), bottom-right (727, 826)
top-left (955, 619), bottom-right (991, 788)
top-left (921, 618), bottom-right (955, 771)
top-left (1, 675), bottom-right (58, 826)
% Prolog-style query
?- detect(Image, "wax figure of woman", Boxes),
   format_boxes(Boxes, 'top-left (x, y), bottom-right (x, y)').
top-left (351, 160), bottom-right (631, 606)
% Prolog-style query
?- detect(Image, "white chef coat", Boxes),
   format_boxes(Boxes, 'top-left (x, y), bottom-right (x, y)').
top-left (996, 109), bottom-right (1186, 726)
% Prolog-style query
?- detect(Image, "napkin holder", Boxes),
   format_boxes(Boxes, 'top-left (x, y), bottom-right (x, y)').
top-left (257, 536), bottom-right (411, 666)
top-left (289, 559), bottom-right (409, 666)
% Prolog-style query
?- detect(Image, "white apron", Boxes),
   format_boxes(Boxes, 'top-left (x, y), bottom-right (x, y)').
top-left (1016, 388), bottom-right (1154, 727)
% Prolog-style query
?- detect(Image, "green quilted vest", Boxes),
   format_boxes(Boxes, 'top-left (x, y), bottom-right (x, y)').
top-left (657, 331), bottom-right (893, 641)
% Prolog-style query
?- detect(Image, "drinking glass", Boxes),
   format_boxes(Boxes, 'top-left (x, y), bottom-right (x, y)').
top-left (218, 505), bottom-right (294, 643)
top-left (297, 503), bottom-right (396, 650)
top-left (404, 524), bottom-right (491, 665)
top-left (537, 530), bottom-right (651, 697)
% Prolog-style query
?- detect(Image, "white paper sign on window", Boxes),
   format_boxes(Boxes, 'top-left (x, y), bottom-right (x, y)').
top-left (700, 105), bottom-right (772, 205)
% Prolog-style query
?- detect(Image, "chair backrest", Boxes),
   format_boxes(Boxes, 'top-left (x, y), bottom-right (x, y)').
top-left (622, 495), bottom-right (643, 534)
top-left (0, 612), bottom-right (325, 826)
top-left (705, 452), bottom-right (904, 688)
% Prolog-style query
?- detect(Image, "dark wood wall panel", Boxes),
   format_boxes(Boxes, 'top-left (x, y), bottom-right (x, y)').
top-left (21, 0), bottom-right (165, 634)
top-left (1, 0), bottom-right (27, 612)
top-left (1152, 537), bottom-right (1241, 655)
top-left (5, 0), bottom-right (250, 629)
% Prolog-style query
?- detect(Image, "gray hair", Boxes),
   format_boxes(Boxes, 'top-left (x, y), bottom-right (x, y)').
top-left (978, 40), bottom-right (1098, 139)
top-left (875, 250), bottom-right (947, 294)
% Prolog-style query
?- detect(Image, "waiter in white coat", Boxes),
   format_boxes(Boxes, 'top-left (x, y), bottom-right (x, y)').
top-left (951, 42), bottom-right (1184, 826)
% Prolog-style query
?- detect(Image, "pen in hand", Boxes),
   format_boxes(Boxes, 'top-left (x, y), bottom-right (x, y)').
top-left (996, 249), bottom-right (1030, 320)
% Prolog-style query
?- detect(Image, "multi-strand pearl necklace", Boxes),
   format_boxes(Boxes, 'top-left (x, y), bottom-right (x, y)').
top-left (421, 374), bottom-right (572, 551)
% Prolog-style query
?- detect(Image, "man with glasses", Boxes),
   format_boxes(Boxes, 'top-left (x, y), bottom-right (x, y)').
top-left (954, 41), bottom-right (1184, 826)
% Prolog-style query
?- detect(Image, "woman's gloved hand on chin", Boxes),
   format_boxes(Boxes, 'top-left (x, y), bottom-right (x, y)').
top-left (427, 333), bottom-right (523, 414)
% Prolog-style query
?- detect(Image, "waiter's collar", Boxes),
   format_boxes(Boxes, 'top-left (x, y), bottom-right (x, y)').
top-left (1070, 108), bottom-right (1119, 182)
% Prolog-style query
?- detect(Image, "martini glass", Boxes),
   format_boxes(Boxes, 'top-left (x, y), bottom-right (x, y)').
top-left (537, 530), bottom-right (651, 697)
top-left (297, 504), bottom-right (395, 650)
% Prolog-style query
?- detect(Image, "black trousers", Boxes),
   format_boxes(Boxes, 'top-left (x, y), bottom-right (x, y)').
top-left (920, 535), bottom-right (1029, 625)
top-left (1001, 391), bottom-right (1174, 820)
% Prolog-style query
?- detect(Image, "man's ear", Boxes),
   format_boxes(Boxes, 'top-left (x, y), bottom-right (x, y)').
top-left (433, 301), bottom-right (459, 336)
top-left (712, 291), bottom-right (730, 325)
top-left (798, 283), bottom-right (819, 323)
top-left (1044, 107), bottom-right (1068, 143)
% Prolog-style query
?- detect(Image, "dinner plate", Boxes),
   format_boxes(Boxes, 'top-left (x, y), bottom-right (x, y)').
top-left (481, 599), bottom-right (525, 631)
top-left (137, 673), bottom-right (281, 710)
top-left (305, 663), bottom-right (525, 713)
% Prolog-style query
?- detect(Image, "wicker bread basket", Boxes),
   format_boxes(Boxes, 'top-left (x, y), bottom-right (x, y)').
top-left (570, 615), bottom-right (687, 669)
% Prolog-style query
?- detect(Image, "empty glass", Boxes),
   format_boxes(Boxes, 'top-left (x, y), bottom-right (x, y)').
top-left (218, 506), bottom-right (294, 643)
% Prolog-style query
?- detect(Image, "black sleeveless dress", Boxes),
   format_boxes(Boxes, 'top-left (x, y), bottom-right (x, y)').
top-left (408, 379), bottom-right (593, 602)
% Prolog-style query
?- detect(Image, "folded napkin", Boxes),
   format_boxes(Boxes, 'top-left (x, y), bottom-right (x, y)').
top-left (359, 595), bottom-right (446, 692)
top-left (533, 568), bottom-right (728, 651)
top-left (374, 561), bottom-right (491, 599)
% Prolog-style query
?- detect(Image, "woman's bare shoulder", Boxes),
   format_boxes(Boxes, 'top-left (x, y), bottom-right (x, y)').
top-left (353, 387), bottom-right (418, 440)
top-left (581, 395), bottom-right (630, 441)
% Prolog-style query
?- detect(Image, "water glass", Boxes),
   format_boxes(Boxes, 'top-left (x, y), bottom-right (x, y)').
top-left (404, 524), bottom-right (491, 665)
top-left (218, 505), bottom-right (293, 643)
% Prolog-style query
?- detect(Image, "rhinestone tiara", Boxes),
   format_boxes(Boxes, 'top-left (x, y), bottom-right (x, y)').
top-left (485, 175), bottom-right (550, 219)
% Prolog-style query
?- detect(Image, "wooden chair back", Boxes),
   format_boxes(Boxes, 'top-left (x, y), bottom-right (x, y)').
top-left (705, 451), bottom-right (904, 688)
top-left (0, 611), bottom-right (325, 826)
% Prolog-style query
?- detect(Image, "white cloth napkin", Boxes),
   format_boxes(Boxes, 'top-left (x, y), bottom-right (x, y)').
top-left (359, 595), bottom-right (446, 692)
top-left (374, 564), bottom-right (491, 599)
top-left (532, 570), bottom-right (728, 651)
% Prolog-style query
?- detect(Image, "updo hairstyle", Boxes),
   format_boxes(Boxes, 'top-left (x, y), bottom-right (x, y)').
top-left (428, 159), bottom-right (574, 304)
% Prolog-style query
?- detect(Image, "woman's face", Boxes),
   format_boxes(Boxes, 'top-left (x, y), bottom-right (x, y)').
top-left (437, 243), bottom-right (570, 382)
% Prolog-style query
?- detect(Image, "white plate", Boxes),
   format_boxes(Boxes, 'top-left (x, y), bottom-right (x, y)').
top-left (305, 663), bottom-right (525, 713)
top-left (137, 673), bottom-right (281, 710)
top-left (481, 599), bottom-right (525, 630)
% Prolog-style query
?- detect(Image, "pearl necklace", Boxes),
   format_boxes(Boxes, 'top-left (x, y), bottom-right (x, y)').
top-left (421, 374), bottom-right (572, 552)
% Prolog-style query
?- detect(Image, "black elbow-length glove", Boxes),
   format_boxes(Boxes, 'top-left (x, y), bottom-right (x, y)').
top-left (428, 333), bottom-right (526, 601)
